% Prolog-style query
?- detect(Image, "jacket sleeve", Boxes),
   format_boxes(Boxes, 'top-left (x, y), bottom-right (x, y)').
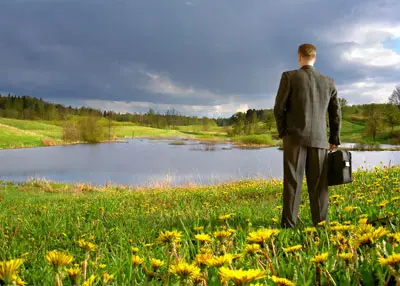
top-left (274, 72), bottom-right (290, 139)
top-left (327, 79), bottom-right (341, 145)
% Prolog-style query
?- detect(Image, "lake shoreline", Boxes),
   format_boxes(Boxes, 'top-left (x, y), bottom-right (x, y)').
top-left (1, 135), bottom-right (400, 151)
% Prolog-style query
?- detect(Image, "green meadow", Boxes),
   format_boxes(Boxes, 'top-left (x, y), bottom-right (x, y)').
top-left (0, 165), bottom-right (399, 285)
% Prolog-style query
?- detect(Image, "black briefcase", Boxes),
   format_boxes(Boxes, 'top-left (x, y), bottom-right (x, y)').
top-left (328, 149), bottom-right (353, 186)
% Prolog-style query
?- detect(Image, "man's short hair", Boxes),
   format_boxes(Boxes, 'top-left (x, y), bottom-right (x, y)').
top-left (298, 44), bottom-right (316, 59)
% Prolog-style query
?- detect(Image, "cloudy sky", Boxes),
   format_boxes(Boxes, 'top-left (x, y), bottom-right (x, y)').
top-left (0, 0), bottom-right (399, 117)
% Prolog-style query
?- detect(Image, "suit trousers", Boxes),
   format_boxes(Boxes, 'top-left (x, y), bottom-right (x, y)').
top-left (281, 136), bottom-right (329, 228)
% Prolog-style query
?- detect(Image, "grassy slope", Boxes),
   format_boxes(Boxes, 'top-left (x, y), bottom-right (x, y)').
top-left (0, 166), bottom-right (399, 284)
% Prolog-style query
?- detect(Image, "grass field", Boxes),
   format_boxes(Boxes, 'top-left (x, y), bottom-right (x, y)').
top-left (0, 165), bottom-right (399, 285)
top-left (0, 117), bottom-right (399, 150)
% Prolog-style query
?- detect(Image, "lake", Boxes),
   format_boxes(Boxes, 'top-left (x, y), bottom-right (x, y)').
top-left (0, 139), bottom-right (399, 187)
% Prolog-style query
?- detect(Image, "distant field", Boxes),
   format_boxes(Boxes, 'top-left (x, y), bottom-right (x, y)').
top-left (0, 117), bottom-right (398, 150)
top-left (0, 118), bottom-right (63, 149)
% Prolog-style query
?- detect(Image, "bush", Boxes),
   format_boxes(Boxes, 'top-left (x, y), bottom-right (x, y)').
top-left (389, 131), bottom-right (400, 145)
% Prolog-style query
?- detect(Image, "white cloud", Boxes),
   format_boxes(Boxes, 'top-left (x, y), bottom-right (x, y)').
top-left (337, 79), bottom-right (397, 104)
top-left (322, 23), bottom-right (400, 68)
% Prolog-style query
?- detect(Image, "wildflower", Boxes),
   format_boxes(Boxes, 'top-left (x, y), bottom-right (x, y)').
top-left (82, 275), bottom-right (96, 286)
top-left (317, 221), bottom-right (326, 227)
top-left (0, 259), bottom-right (24, 285)
top-left (195, 253), bottom-right (213, 266)
top-left (283, 245), bottom-right (303, 254)
top-left (132, 255), bottom-right (145, 266)
top-left (330, 233), bottom-right (348, 250)
top-left (78, 240), bottom-right (97, 252)
top-left (205, 254), bottom-right (233, 267)
top-left (67, 267), bottom-right (82, 284)
top-left (12, 275), bottom-right (26, 286)
top-left (331, 225), bottom-right (353, 232)
top-left (244, 244), bottom-right (262, 255)
top-left (304, 227), bottom-right (317, 234)
top-left (388, 233), bottom-right (400, 243)
top-left (379, 253), bottom-right (400, 266)
top-left (344, 206), bottom-right (358, 212)
top-left (46, 250), bottom-right (73, 269)
top-left (169, 261), bottom-right (201, 281)
top-left (101, 272), bottom-right (114, 284)
top-left (219, 213), bottom-right (235, 220)
top-left (156, 230), bottom-right (182, 244)
top-left (391, 196), bottom-right (400, 202)
top-left (311, 253), bottom-right (329, 264)
top-left (339, 252), bottom-right (354, 262)
top-left (213, 230), bottom-right (232, 240)
top-left (271, 275), bottom-right (295, 286)
top-left (131, 247), bottom-right (139, 254)
top-left (378, 200), bottom-right (389, 208)
top-left (247, 229), bottom-right (280, 245)
top-left (351, 225), bottom-right (389, 247)
top-left (193, 226), bottom-right (204, 232)
top-left (195, 233), bottom-right (212, 243)
top-left (219, 267), bottom-right (267, 285)
top-left (150, 258), bottom-right (164, 270)
top-left (271, 218), bottom-right (278, 223)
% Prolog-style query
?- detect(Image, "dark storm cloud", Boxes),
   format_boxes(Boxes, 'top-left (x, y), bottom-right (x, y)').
top-left (0, 0), bottom-right (399, 115)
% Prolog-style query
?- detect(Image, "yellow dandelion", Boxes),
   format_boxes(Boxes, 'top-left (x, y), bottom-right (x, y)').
top-left (169, 261), bottom-right (201, 281)
top-left (317, 221), bottom-right (326, 227)
top-left (271, 218), bottom-right (278, 223)
top-left (379, 253), bottom-right (400, 266)
top-left (156, 230), bottom-right (182, 244)
top-left (388, 233), bottom-right (400, 243)
top-left (219, 213), bottom-right (235, 220)
top-left (311, 253), bottom-right (329, 264)
top-left (330, 225), bottom-right (353, 232)
top-left (67, 267), bottom-right (82, 284)
top-left (0, 259), bottom-right (24, 285)
top-left (101, 272), bottom-right (114, 284)
top-left (132, 255), bottom-right (145, 266)
top-left (344, 206), bottom-right (358, 212)
top-left (219, 267), bottom-right (267, 285)
top-left (338, 252), bottom-right (354, 262)
top-left (131, 247), bottom-right (139, 254)
top-left (247, 229), bottom-right (280, 245)
top-left (12, 275), bottom-right (27, 286)
top-left (199, 247), bottom-right (213, 254)
top-left (244, 244), bottom-right (261, 255)
top-left (205, 254), bottom-right (233, 267)
top-left (195, 233), bottom-right (212, 243)
top-left (46, 250), bottom-right (73, 268)
top-left (304, 227), bottom-right (317, 234)
top-left (377, 200), bottom-right (389, 208)
top-left (150, 258), bottom-right (164, 270)
top-left (82, 275), bottom-right (96, 286)
top-left (193, 226), bottom-right (204, 232)
top-left (78, 239), bottom-right (97, 252)
top-left (213, 230), bottom-right (233, 240)
top-left (351, 225), bottom-right (389, 247)
top-left (283, 245), bottom-right (303, 254)
top-left (195, 253), bottom-right (213, 266)
top-left (271, 275), bottom-right (295, 286)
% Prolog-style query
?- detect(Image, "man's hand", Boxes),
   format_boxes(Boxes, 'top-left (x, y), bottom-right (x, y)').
top-left (329, 144), bottom-right (337, 151)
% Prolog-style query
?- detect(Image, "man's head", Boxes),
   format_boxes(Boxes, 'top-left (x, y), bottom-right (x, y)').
top-left (298, 43), bottom-right (316, 67)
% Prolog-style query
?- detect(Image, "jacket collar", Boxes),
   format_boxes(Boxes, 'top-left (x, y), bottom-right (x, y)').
top-left (300, 65), bottom-right (314, 70)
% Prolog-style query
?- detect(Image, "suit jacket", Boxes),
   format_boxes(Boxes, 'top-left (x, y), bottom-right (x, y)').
top-left (273, 65), bottom-right (341, 149)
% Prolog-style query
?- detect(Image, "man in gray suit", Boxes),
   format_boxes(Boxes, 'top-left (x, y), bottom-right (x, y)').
top-left (274, 43), bottom-right (341, 228)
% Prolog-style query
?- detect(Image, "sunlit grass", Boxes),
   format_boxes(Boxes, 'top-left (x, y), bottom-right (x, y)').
top-left (0, 165), bottom-right (399, 284)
